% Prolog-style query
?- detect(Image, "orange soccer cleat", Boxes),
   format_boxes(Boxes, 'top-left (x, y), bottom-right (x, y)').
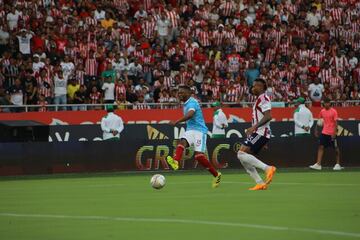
top-left (265, 166), bottom-right (276, 185)
top-left (249, 184), bottom-right (268, 191)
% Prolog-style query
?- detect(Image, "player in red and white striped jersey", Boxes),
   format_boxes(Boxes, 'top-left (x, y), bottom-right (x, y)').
top-left (237, 78), bottom-right (276, 191)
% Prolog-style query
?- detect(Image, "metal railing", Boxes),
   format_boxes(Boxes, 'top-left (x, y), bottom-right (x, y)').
top-left (0, 101), bottom-right (359, 112)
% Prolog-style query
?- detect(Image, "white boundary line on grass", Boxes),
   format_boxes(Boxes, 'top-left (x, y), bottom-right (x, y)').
top-left (0, 212), bottom-right (359, 238)
top-left (171, 181), bottom-right (360, 186)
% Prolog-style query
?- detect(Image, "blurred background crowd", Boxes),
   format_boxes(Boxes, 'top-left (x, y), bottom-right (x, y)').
top-left (0, 0), bottom-right (360, 111)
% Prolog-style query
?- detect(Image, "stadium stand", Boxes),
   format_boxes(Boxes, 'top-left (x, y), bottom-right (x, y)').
top-left (0, 0), bottom-right (359, 112)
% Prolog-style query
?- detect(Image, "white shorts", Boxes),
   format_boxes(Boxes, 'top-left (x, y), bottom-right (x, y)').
top-left (181, 130), bottom-right (207, 153)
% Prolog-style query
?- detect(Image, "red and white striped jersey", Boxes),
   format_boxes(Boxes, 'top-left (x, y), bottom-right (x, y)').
top-left (224, 30), bottom-right (236, 42)
top-left (212, 30), bottom-right (226, 46)
top-left (164, 76), bottom-right (174, 89)
top-left (249, 31), bottom-right (262, 40)
top-left (270, 30), bottom-right (284, 45)
top-left (328, 76), bottom-right (344, 90)
top-left (115, 84), bottom-right (126, 100)
top-left (330, 56), bottom-right (349, 72)
top-left (179, 71), bottom-right (192, 84)
top-left (85, 58), bottom-right (98, 76)
top-left (318, 68), bottom-right (332, 83)
top-left (279, 42), bottom-right (290, 56)
top-left (184, 45), bottom-right (195, 62)
top-left (89, 91), bottom-right (101, 104)
top-left (309, 51), bottom-right (325, 66)
top-left (219, 1), bottom-right (235, 16)
top-left (141, 55), bottom-right (154, 73)
top-left (37, 76), bottom-right (53, 98)
top-left (75, 70), bottom-right (85, 85)
top-left (234, 36), bottom-right (247, 53)
top-left (265, 48), bottom-right (277, 63)
top-left (225, 87), bottom-right (239, 102)
top-left (120, 32), bottom-right (131, 47)
top-left (252, 93), bottom-right (271, 138)
top-left (143, 0), bottom-right (152, 11)
top-left (197, 30), bottom-right (211, 47)
top-left (324, 0), bottom-right (334, 7)
top-left (85, 17), bottom-right (97, 27)
top-left (236, 84), bottom-right (248, 98)
top-left (330, 8), bottom-right (342, 22)
top-left (142, 20), bottom-right (156, 39)
top-left (210, 85), bottom-right (220, 99)
top-left (166, 10), bottom-right (179, 28)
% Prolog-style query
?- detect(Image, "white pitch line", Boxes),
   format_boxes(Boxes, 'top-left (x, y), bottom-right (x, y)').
top-left (170, 181), bottom-right (360, 187)
top-left (0, 212), bottom-right (359, 238)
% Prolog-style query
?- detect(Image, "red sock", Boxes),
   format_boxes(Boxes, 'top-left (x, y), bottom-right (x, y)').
top-left (174, 144), bottom-right (185, 162)
top-left (195, 154), bottom-right (218, 177)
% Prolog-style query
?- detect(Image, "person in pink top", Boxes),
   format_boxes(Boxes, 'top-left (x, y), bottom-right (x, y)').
top-left (310, 98), bottom-right (343, 171)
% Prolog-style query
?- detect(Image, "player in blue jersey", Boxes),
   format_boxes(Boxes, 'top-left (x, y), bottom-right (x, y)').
top-left (166, 85), bottom-right (222, 188)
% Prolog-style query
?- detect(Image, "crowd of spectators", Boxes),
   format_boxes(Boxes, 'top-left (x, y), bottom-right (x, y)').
top-left (0, 0), bottom-right (360, 112)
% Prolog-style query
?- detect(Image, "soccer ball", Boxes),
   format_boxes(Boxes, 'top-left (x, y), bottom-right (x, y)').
top-left (150, 174), bottom-right (166, 190)
top-left (317, 119), bottom-right (323, 127)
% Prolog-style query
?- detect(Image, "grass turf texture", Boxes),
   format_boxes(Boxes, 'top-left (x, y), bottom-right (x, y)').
top-left (0, 170), bottom-right (359, 240)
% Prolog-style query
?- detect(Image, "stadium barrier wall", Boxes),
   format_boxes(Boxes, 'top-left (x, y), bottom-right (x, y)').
top-left (0, 136), bottom-right (359, 176)
top-left (0, 106), bottom-right (359, 125)
top-left (47, 121), bottom-right (359, 142)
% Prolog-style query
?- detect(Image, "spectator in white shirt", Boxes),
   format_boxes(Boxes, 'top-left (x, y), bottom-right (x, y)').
top-left (156, 12), bottom-right (171, 47)
top-left (6, 7), bottom-right (21, 31)
top-left (94, 8), bottom-right (106, 21)
top-left (60, 55), bottom-right (75, 79)
top-left (102, 76), bottom-right (115, 103)
top-left (126, 58), bottom-right (143, 81)
top-left (308, 77), bottom-right (324, 106)
top-left (17, 30), bottom-right (33, 55)
top-left (54, 70), bottom-right (68, 110)
top-left (306, 7), bottom-right (321, 27)
top-left (134, 5), bottom-right (148, 19)
top-left (101, 105), bottom-right (124, 141)
top-left (32, 55), bottom-right (45, 74)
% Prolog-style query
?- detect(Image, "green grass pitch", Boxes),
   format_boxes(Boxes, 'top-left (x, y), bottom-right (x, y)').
top-left (0, 170), bottom-right (359, 240)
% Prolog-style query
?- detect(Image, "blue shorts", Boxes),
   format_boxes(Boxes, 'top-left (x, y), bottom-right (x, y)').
top-left (243, 133), bottom-right (269, 154)
top-left (319, 134), bottom-right (337, 148)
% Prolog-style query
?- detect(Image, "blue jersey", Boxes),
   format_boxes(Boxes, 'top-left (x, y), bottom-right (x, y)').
top-left (183, 97), bottom-right (208, 134)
